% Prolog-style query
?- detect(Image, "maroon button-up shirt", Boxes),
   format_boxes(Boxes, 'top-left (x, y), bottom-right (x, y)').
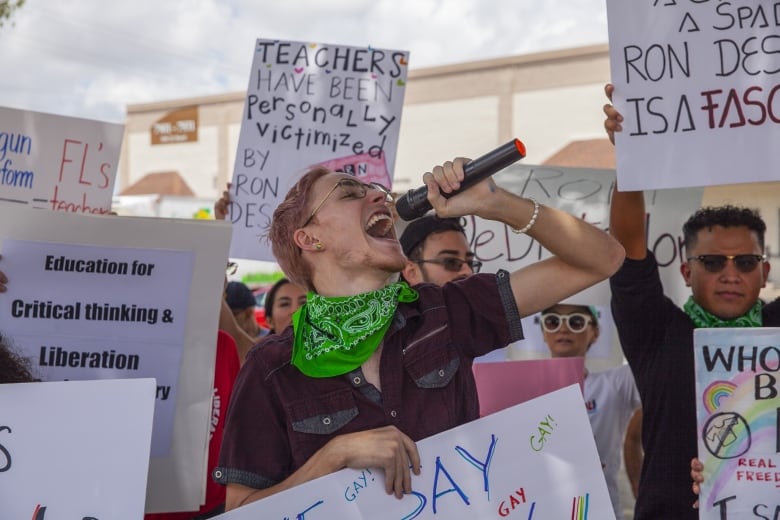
top-left (214, 271), bottom-right (522, 490)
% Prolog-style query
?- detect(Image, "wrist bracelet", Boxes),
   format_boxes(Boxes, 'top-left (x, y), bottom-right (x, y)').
top-left (511, 198), bottom-right (539, 234)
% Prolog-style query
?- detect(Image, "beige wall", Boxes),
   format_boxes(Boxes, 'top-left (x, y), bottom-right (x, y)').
top-left (119, 44), bottom-right (780, 271)
top-left (120, 44), bottom-right (615, 196)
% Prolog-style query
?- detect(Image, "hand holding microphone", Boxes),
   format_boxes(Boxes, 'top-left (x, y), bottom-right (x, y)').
top-left (395, 139), bottom-right (526, 221)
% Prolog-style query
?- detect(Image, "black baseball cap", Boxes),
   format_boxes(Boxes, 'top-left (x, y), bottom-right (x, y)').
top-left (399, 215), bottom-right (466, 258)
top-left (225, 281), bottom-right (256, 311)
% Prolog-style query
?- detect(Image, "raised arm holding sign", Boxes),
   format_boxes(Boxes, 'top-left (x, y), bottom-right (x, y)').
top-left (604, 84), bottom-right (780, 520)
top-left (605, 0), bottom-right (780, 190)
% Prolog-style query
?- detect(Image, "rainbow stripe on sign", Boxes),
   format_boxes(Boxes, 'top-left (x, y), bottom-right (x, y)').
top-left (570, 493), bottom-right (589, 519)
top-left (703, 380), bottom-right (737, 414)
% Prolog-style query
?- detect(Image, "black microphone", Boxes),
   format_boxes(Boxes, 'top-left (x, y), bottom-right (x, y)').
top-left (395, 138), bottom-right (526, 221)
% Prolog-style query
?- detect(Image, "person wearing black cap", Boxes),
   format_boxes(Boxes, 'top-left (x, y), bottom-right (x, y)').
top-left (224, 281), bottom-right (265, 339)
top-left (399, 215), bottom-right (481, 286)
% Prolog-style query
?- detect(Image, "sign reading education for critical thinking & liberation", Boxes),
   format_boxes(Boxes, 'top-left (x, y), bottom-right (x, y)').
top-left (0, 238), bottom-right (193, 457)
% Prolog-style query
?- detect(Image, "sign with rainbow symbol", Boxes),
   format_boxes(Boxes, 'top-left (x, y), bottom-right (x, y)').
top-left (694, 328), bottom-right (780, 519)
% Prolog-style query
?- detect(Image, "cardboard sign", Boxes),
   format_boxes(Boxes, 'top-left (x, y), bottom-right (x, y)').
top-left (458, 164), bottom-right (702, 357)
top-left (213, 385), bottom-right (614, 519)
top-left (0, 205), bottom-right (232, 513)
top-left (695, 328), bottom-right (780, 518)
top-left (473, 357), bottom-right (585, 416)
top-left (1, 238), bottom-right (193, 457)
top-left (0, 106), bottom-right (124, 212)
top-left (0, 379), bottom-right (155, 519)
top-left (605, 0), bottom-right (780, 190)
top-left (227, 38), bottom-right (409, 261)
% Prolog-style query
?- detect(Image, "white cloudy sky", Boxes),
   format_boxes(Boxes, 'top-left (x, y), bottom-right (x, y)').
top-left (0, 0), bottom-right (609, 123)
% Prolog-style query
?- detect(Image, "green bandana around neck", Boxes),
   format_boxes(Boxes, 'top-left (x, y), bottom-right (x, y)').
top-left (291, 282), bottom-right (419, 378)
top-left (683, 296), bottom-right (763, 328)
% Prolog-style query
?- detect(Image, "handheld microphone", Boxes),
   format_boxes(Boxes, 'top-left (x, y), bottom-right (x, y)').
top-left (395, 138), bottom-right (526, 221)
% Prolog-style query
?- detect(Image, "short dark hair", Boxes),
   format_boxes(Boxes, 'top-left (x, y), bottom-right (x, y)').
top-left (264, 278), bottom-right (291, 320)
top-left (399, 215), bottom-right (467, 261)
top-left (683, 205), bottom-right (766, 253)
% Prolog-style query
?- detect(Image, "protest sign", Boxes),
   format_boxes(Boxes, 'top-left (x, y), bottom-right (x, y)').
top-left (0, 106), bottom-right (124, 212)
top-left (1, 238), bottom-right (191, 457)
top-left (694, 328), bottom-right (780, 518)
top-left (227, 38), bottom-right (409, 261)
top-left (213, 384), bottom-right (614, 519)
top-left (605, 0), bottom-right (780, 190)
top-left (461, 164), bottom-right (701, 356)
top-left (0, 378), bottom-right (155, 519)
top-left (0, 205), bottom-right (232, 513)
top-left (473, 357), bottom-right (585, 416)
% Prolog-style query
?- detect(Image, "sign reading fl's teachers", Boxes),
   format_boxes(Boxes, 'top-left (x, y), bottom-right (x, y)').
top-left (214, 385), bottom-right (614, 520)
top-left (228, 39), bottom-right (408, 260)
top-left (694, 328), bottom-right (780, 519)
top-left (605, 1), bottom-right (780, 190)
top-left (0, 106), bottom-right (124, 212)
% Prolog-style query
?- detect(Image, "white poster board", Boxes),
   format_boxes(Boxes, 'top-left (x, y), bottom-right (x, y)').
top-left (694, 328), bottom-right (780, 519)
top-left (0, 106), bottom-right (124, 212)
top-left (0, 379), bottom-right (155, 519)
top-left (213, 385), bottom-right (614, 519)
top-left (456, 164), bottom-right (702, 355)
top-left (1, 238), bottom-right (192, 457)
top-left (605, 0), bottom-right (780, 190)
top-left (228, 38), bottom-right (409, 261)
top-left (0, 205), bottom-right (232, 513)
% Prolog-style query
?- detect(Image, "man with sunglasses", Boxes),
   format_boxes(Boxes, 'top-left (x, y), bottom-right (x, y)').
top-left (539, 304), bottom-right (642, 520)
top-left (398, 215), bottom-right (480, 286)
top-left (604, 83), bottom-right (780, 520)
top-left (216, 161), bottom-right (625, 510)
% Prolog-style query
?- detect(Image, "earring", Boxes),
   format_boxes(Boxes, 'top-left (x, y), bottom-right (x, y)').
top-left (315, 243), bottom-right (323, 250)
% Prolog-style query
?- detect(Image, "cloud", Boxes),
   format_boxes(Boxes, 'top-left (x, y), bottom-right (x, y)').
top-left (0, 0), bottom-right (608, 122)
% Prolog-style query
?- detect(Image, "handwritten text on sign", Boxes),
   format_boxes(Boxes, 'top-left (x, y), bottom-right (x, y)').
top-left (0, 105), bottom-right (123, 213)
top-left (457, 165), bottom-right (702, 307)
top-left (605, 0), bottom-right (780, 190)
top-left (213, 385), bottom-right (614, 520)
top-left (228, 39), bottom-right (408, 261)
top-left (695, 328), bottom-right (780, 519)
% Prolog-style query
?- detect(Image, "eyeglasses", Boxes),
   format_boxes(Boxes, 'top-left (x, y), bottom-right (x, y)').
top-left (415, 257), bottom-right (482, 273)
top-left (304, 177), bottom-right (393, 227)
top-left (540, 312), bottom-right (593, 333)
top-left (686, 254), bottom-right (765, 274)
top-left (226, 262), bottom-right (238, 275)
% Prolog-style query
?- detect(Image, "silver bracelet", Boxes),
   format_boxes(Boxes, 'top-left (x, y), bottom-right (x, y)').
top-left (511, 197), bottom-right (539, 234)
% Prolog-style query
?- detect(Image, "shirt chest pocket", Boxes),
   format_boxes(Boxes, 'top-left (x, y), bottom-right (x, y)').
top-left (404, 342), bottom-right (460, 389)
top-left (288, 388), bottom-right (359, 435)
top-left (286, 388), bottom-right (360, 465)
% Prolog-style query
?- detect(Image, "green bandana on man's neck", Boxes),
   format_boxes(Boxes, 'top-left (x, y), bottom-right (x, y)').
top-left (683, 296), bottom-right (763, 328)
top-left (291, 282), bottom-right (419, 378)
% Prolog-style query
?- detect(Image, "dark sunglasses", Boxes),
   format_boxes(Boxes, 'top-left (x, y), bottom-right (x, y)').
top-left (687, 254), bottom-right (765, 274)
top-left (416, 257), bottom-right (482, 273)
top-left (540, 312), bottom-right (592, 333)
